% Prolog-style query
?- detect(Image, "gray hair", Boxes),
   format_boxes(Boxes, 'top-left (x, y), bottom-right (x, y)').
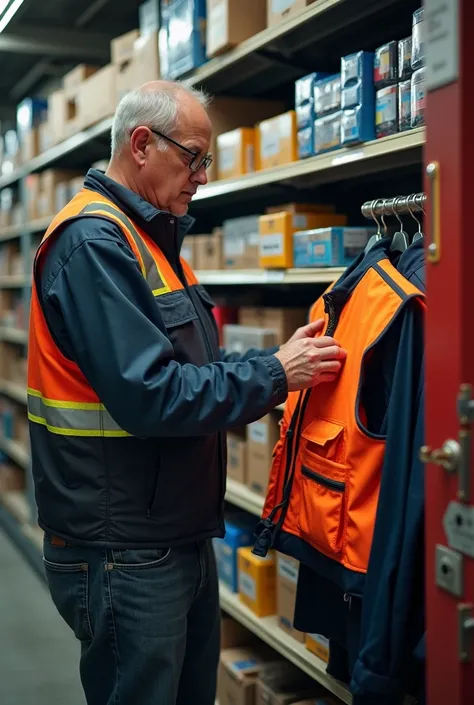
top-left (110, 82), bottom-right (210, 157)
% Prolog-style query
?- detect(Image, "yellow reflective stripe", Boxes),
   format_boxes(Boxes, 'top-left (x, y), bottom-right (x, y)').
top-left (28, 412), bottom-right (131, 438)
top-left (27, 388), bottom-right (104, 411)
top-left (152, 286), bottom-right (171, 296)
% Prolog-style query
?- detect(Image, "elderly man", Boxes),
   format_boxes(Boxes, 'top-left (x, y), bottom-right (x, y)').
top-left (28, 81), bottom-right (346, 705)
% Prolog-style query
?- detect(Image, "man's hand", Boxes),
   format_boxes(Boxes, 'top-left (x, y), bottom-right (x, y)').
top-left (286, 318), bottom-right (329, 345)
top-left (275, 319), bottom-right (346, 392)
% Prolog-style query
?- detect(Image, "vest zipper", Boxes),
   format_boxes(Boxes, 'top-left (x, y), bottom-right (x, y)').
top-left (323, 293), bottom-right (343, 337)
top-left (301, 465), bottom-right (345, 492)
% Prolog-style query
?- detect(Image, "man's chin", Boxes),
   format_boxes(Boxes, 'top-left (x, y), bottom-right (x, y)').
top-left (170, 203), bottom-right (189, 217)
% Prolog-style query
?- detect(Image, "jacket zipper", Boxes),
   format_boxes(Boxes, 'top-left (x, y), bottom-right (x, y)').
top-left (324, 293), bottom-right (338, 337)
top-left (301, 465), bottom-right (345, 492)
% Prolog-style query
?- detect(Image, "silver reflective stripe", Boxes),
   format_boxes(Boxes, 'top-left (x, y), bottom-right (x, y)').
top-left (81, 202), bottom-right (169, 294)
top-left (28, 393), bottom-right (130, 437)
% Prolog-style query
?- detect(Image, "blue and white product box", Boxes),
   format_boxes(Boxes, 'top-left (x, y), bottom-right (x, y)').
top-left (314, 74), bottom-right (341, 117)
top-left (297, 125), bottom-right (314, 159)
top-left (341, 51), bottom-right (374, 110)
top-left (16, 98), bottom-right (48, 134)
top-left (341, 104), bottom-right (375, 145)
top-left (296, 100), bottom-right (314, 130)
top-left (293, 227), bottom-right (375, 268)
top-left (213, 518), bottom-right (254, 592)
top-left (411, 7), bottom-right (425, 71)
top-left (167, 0), bottom-right (206, 79)
top-left (314, 111), bottom-right (342, 154)
top-left (295, 72), bottom-right (329, 107)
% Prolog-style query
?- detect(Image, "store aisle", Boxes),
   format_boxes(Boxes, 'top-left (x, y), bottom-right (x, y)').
top-left (0, 530), bottom-right (85, 705)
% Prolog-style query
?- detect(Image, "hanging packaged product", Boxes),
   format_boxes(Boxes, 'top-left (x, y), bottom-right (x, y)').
top-left (411, 67), bottom-right (426, 128)
top-left (314, 74), bottom-right (341, 117)
top-left (297, 125), bottom-right (314, 159)
top-left (398, 79), bottom-right (412, 132)
top-left (375, 84), bottom-right (398, 138)
top-left (341, 105), bottom-right (375, 145)
top-left (374, 41), bottom-right (398, 88)
top-left (398, 36), bottom-right (413, 79)
top-left (167, 0), bottom-right (207, 79)
top-left (314, 111), bottom-right (342, 154)
top-left (411, 7), bottom-right (425, 71)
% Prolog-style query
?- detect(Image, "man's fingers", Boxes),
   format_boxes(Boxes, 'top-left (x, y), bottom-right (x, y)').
top-left (305, 318), bottom-right (325, 335)
top-left (319, 360), bottom-right (343, 374)
top-left (316, 345), bottom-right (347, 361)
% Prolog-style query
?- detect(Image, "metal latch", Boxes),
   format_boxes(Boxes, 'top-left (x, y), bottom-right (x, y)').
top-left (458, 604), bottom-right (474, 662)
top-left (420, 439), bottom-right (460, 473)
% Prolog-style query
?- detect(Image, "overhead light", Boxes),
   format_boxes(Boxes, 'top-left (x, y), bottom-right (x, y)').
top-left (0, 0), bottom-right (25, 34)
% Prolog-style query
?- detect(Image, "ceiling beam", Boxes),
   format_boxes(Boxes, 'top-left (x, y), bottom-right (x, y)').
top-left (9, 60), bottom-right (64, 101)
top-left (0, 25), bottom-right (110, 60)
top-left (75, 0), bottom-right (112, 28)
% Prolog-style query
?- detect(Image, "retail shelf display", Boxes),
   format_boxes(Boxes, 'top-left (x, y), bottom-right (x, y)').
top-left (0, 379), bottom-right (27, 405)
top-left (225, 478), bottom-right (264, 516)
top-left (219, 582), bottom-right (352, 705)
top-left (0, 436), bottom-right (30, 470)
top-left (0, 275), bottom-right (29, 289)
top-left (0, 327), bottom-right (28, 344)
top-left (196, 267), bottom-right (345, 286)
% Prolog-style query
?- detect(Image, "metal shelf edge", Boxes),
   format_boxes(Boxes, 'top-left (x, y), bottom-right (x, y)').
top-left (225, 478), bottom-right (264, 516)
top-left (196, 267), bottom-right (345, 285)
top-left (0, 379), bottom-right (27, 405)
top-left (219, 583), bottom-right (352, 704)
top-left (0, 436), bottom-right (30, 469)
top-left (0, 327), bottom-right (28, 344)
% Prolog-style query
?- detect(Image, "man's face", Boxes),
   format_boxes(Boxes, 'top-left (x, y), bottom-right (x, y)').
top-left (139, 98), bottom-right (212, 217)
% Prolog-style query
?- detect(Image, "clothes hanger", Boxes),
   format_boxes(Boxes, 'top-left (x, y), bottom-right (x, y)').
top-left (364, 198), bottom-right (384, 254)
top-left (389, 196), bottom-right (410, 254)
top-left (408, 194), bottom-right (425, 242)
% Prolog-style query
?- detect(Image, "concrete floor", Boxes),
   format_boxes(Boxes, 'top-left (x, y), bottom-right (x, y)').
top-left (0, 529), bottom-right (85, 705)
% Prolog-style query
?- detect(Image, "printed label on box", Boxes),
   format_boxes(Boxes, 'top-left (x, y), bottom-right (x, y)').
top-left (279, 113), bottom-right (292, 138)
top-left (260, 130), bottom-right (280, 158)
top-left (209, 2), bottom-right (227, 47)
top-left (240, 573), bottom-right (257, 601)
top-left (248, 230), bottom-right (259, 246)
top-left (260, 233), bottom-right (284, 257)
top-left (224, 238), bottom-right (245, 257)
top-left (278, 556), bottom-right (299, 583)
top-left (248, 421), bottom-right (268, 445)
top-left (220, 147), bottom-right (236, 174)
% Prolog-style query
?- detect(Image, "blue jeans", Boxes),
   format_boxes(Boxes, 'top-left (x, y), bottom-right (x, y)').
top-left (43, 536), bottom-right (220, 705)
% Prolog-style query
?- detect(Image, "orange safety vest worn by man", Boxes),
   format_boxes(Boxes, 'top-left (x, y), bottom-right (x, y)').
top-left (28, 81), bottom-right (346, 705)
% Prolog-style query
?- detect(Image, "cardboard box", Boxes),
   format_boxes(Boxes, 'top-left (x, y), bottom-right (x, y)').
top-left (305, 633), bottom-right (330, 663)
top-left (206, 0), bottom-right (266, 57)
top-left (214, 517), bottom-right (254, 592)
top-left (222, 215), bottom-right (260, 270)
top-left (38, 120), bottom-right (54, 154)
top-left (116, 32), bottom-right (161, 102)
top-left (223, 326), bottom-right (278, 357)
top-left (238, 546), bottom-right (276, 617)
top-left (111, 29), bottom-right (140, 65)
top-left (194, 231), bottom-right (223, 270)
top-left (218, 647), bottom-right (270, 705)
top-left (265, 202), bottom-right (336, 215)
top-left (267, 0), bottom-right (315, 27)
top-left (247, 413), bottom-right (280, 496)
top-left (257, 111), bottom-right (297, 170)
top-left (276, 553), bottom-right (305, 643)
top-left (217, 128), bottom-right (255, 180)
top-left (239, 307), bottom-right (307, 346)
top-left (79, 64), bottom-right (117, 129)
top-left (180, 237), bottom-right (198, 268)
top-left (259, 212), bottom-right (347, 269)
top-left (293, 226), bottom-right (373, 268)
top-left (63, 64), bottom-right (98, 91)
top-left (207, 97), bottom-right (286, 182)
top-left (49, 90), bottom-right (68, 145)
top-left (38, 169), bottom-right (82, 218)
top-left (256, 661), bottom-right (321, 705)
top-left (0, 465), bottom-right (25, 493)
top-left (55, 182), bottom-right (71, 212)
top-left (221, 615), bottom-right (256, 649)
top-left (227, 429), bottom-right (247, 483)
top-left (69, 176), bottom-right (85, 198)
top-left (24, 174), bottom-right (40, 222)
top-left (20, 128), bottom-right (39, 163)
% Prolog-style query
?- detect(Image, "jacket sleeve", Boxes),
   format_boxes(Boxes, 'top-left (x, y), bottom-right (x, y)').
top-left (220, 346), bottom-right (280, 363)
top-left (350, 303), bottom-right (425, 705)
top-left (42, 232), bottom-right (288, 438)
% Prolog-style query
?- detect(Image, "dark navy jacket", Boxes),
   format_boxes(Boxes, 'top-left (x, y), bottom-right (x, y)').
top-left (32, 170), bottom-right (287, 547)
top-left (291, 239), bottom-right (425, 704)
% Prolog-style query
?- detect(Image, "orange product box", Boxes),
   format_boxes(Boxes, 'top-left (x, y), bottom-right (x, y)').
top-left (238, 547), bottom-right (276, 617)
top-left (259, 211), bottom-right (347, 269)
top-left (257, 111), bottom-right (297, 170)
top-left (217, 128), bottom-right (255, 180)
top-left (305, 633), bottom-right (330, 663)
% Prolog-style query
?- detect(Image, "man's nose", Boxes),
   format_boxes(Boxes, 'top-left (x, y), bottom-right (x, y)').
top-left (191, 165), bottom-right (208, 186)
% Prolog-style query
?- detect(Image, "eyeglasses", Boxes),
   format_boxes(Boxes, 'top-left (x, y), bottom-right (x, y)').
top-left (150, 129), bottom-right (213, 172)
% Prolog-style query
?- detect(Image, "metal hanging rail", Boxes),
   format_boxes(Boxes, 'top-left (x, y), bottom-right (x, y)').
top-left (361, 193), bottom-right (426, 219)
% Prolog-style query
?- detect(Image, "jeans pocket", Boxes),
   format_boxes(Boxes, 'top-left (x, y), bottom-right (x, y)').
top-left (108, 548), bottom-right (171, 571)
top-left (43, 557), bottom-right (94, 641)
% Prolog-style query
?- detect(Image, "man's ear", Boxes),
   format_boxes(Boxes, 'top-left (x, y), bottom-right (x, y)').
top-left (130, 127), bottom-right (152, 166)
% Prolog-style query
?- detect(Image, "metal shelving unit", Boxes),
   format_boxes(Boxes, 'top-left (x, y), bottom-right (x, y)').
top-left (0, 379), bottom-right (27, 405)
top-left (0, 435), bottom-right (29, 470)
top-left (196, 267), bottom-right (346, 286)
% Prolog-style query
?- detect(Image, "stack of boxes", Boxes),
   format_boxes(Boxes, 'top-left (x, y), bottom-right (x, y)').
top-left (374, 41), bottom-right (399, 139)
top-left (16, 98), bottom-right (47, 163)
top-left (206, 0), bottom-right (266, 58)
top-left (340, 51), bottom-right (375, 146)
top-left (295, 73), bottom-right (324, 159)
top-left (410, 7), bottom-right (425, 128)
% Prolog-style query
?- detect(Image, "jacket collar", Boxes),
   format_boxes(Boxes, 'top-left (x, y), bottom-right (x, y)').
top-left (83, 169), bottom-right (195, 253)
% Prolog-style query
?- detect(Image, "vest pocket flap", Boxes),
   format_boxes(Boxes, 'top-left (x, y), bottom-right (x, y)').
top-left (302, 418), bottom-right (344, 445)
top-left (155, 290), bottom-right (198, 329)
top-left (195, 285), bottom-right (215, 309)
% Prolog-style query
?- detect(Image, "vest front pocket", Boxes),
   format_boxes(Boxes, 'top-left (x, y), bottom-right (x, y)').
top-left (297, 418), bottom-right (347, 556)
